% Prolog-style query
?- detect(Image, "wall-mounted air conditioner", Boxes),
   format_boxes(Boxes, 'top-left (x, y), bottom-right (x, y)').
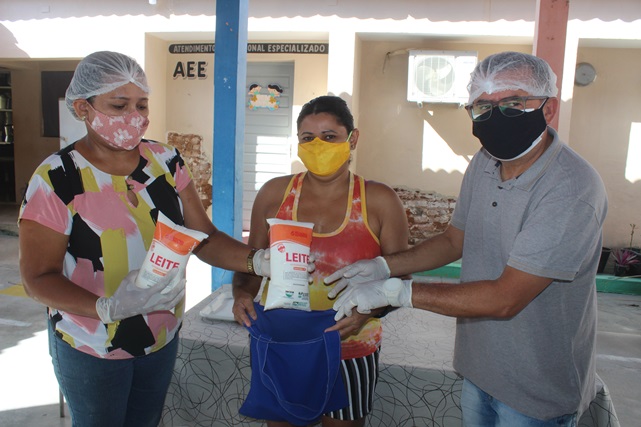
top-left (407, 50), bottom-right (478, 104)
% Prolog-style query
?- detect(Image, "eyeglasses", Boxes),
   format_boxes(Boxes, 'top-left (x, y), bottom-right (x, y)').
top-left (465, 96), bottom-right (549, 122)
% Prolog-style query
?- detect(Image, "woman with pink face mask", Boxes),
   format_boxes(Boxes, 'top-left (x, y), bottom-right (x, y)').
top-left (18, 51), bottom-right (270, 427)
top-left (232, 96), bottom-right (409, 427)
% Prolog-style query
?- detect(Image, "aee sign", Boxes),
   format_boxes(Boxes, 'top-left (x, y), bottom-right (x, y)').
top-left (172, 61), bottom-right (207, 79)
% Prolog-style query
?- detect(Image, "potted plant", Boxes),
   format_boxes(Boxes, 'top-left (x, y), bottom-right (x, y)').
top-left (624, 223), bottom-right (641, 277)
top-left (612, 248), bottom-right (640, 277)
top-left (625, 224), bottom-right (640, 253)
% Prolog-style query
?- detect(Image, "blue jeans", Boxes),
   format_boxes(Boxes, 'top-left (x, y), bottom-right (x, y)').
top-left (461, 378), bottom-right (577, 427)
top-left (49, 320), bottom-right (179, 427)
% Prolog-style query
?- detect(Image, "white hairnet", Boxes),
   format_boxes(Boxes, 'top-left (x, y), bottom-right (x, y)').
top-left (467, 51), bottom-right (558, 104)
top-left (65, 51), bottom-right (150, 119)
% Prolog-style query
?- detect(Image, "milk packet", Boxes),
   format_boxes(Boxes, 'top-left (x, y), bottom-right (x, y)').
top-left (135, 212), bottom-right (208, 289)
top-left (264, 218), bottom-right (314, 311)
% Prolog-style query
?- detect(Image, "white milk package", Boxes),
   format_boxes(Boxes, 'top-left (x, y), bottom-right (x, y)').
top-left (264, 218), bottom-right (314, 311)
top-left (135, 212), bottom-right (209, 289)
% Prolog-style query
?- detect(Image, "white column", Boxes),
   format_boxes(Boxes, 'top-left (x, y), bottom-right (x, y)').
top-left (327, 30), bottom-right (360, 168)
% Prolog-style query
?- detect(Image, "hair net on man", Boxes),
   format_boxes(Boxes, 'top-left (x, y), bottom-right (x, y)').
top-left (65, 51), bottom-right (150, 119)
top-left (467, 51), bottom-right (558, 105)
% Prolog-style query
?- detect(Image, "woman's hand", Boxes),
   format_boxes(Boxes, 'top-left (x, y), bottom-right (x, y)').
top-left (324, 310), bottom-right (376, 339)
top-left (232, 288), bottom-right (258, 327)
top-left (95, 269), bottom-right (185, 323)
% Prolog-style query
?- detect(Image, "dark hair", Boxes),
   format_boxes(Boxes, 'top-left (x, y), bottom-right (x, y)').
top-left (296, 96), bottom-right (354, 133)
top-left (267, 84), bottom-right (283, 94)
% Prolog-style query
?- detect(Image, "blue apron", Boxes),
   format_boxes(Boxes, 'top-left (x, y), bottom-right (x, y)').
top-left (239, 303), bottom-right (348, 426)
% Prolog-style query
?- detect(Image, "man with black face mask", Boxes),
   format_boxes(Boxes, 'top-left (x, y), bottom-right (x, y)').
top-left (325, 52), bottom-right (610, 426)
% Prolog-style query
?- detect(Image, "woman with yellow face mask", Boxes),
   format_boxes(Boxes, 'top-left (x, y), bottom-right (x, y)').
top-left (233, 96), bottom-right (409, 427)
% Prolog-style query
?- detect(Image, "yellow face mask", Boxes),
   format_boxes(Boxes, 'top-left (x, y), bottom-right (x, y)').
top-left (297, 134), bottom-right (352, 177)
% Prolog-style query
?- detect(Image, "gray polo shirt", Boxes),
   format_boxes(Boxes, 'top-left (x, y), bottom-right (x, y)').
top-left (450, 128), bottom-right (608, 420)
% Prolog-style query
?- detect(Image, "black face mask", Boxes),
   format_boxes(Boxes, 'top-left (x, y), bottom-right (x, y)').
top-left (472, 107), bottom-right (548, 161)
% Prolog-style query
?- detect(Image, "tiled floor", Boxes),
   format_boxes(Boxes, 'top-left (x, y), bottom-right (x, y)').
top-left (1, 204), bottom-right (640, 426)
top-left (0, 202), bottom-right (210, 427)
top-left (0, 203), bottom-right (72, 427)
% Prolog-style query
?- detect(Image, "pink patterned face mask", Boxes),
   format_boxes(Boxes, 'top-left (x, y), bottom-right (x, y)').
top-left (87, 103), bottom-right (149, 150)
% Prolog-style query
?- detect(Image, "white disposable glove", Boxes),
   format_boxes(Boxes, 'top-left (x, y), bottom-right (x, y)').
top-left (95, 269), bottom-right (185, 324)
top-left (252, 249), bottom-right (270, 277)
top-left (324, 256), bottom-right (391, 299)
top-left (332, 278), bottom-right (413, 321)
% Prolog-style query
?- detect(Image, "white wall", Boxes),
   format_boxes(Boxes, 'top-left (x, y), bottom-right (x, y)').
top-left (569, 47), bottom-right (641, 248)
top-left (160, 40), bottom-right (328, 173)
top-left (355, 41), bottom-right (531, 198)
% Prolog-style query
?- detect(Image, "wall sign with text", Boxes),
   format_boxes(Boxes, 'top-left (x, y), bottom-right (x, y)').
top-left (171, 43), bottom-right (328, 79)
top-left (169, 43), bottom-right (329, 55)
top-left (173, 61), bottom-right (208, 79)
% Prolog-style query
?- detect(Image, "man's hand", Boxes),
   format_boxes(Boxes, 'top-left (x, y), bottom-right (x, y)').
top-left (324, 256), bottom-right (391, 299)
top-left (332, 278), bottom-right (413, 321)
